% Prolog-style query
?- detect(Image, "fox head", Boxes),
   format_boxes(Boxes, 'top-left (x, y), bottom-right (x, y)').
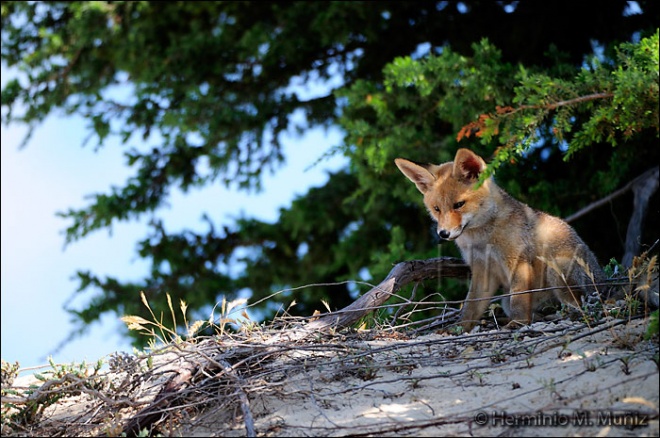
top-left (395, 148), bottom-right (493, 241)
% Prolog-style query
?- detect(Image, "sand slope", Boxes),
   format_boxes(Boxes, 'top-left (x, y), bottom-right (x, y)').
top-left (2, 318), bottom-right (658, 437)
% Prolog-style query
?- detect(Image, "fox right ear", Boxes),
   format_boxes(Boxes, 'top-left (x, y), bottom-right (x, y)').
top-left (453, 148), bottom-right (487, 182)
top-left (394, 158), bottom-right (436, 194)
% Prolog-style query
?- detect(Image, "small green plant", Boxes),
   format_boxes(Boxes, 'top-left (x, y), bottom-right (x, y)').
top-left (539, 377), bottom-right (563, 400)
top-left (582, 357), bottom-right (597, 372)
top-left (1, 360), bottom-right (21, 430)
top-left (1, 360), bottom-right (20, 387)
top-left (604, 258), bottom-right (626, 278)
top-left (619, 356), bottom-right (632, 375)
top-left (646, 310), bottom-right (659, 340)
top-left (2, 358), bottom-right (105, 430)
top-left (490, 349), bottom-right (507, 364)
top-left (408, 378), bottom-right (421, 390)
top-left (354, 356), bottom-right (379, 381)
top-left (469, 370), bottom-right (485, 386)
top-left (448, 325), bottom-right (465, 336)
top-left (557, 339), bottom-right (572, 359)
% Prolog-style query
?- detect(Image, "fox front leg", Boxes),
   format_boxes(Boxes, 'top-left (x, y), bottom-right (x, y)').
top-left (503, 261), bottom-right (535, 328)
top-left (459, 262), bottom-right (500, 332)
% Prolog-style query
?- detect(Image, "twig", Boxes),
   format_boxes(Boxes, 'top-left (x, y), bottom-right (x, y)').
top-left (501, 92), bottom-right (614, 117)
top-left (391, 281), bottom-right (419, 325)
top-left (305, 257), bottom-right (469, 333)
top-left (622, 167), bottom-right (659, 266)
top-left (216, 358), bottom-right (256, 438)
top-left (2, 373), bottom-right (141, 408)
top-left (564, 166), bottom-right (658, 223)
top-left (121, 360), bottom-right (196, 437)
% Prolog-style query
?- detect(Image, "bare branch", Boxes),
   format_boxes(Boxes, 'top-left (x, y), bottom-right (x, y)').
top-left (501, 92), bottom-right (614, 117)
top-left (564, 166), bottom-right (659, 224)
top-left (305, 257), bottom-right (469, 333)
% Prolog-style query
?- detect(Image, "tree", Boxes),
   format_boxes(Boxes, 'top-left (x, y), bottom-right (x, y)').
top-left (2, 1), bottom-right (658, 346)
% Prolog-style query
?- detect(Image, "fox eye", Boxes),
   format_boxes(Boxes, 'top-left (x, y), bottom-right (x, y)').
top-left (453, 201), bottom-right (465, 210)
top-left (433, 206), bottom-right (440, 213)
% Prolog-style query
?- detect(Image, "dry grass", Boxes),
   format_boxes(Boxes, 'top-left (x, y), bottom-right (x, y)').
top-left (1, 255), bottom-right (658, 437)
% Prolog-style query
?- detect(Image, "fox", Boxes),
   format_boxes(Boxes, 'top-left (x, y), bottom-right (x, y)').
top-left (395, 148), bottom-right (607, 332)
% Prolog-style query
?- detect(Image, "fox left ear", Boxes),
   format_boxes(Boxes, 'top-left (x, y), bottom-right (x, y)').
top-left (394, 158), bottom-right (436, 194)
top-left (453, 148), bottom-right (486, 181)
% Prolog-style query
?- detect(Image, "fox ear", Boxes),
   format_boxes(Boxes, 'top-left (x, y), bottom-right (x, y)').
top-left (453, 148), bottom-right (486, 181)
top-left (394, 158), bottom-right (436, 193)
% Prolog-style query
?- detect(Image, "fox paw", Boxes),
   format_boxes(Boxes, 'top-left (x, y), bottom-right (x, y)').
top-left (503, 320), bottom-right (527, 330)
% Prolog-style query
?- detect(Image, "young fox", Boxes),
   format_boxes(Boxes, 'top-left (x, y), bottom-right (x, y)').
top-left (395, 148), bottom-right (606, 331)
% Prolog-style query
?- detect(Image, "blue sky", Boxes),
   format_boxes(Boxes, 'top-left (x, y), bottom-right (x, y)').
top-left (1, 67), bottom-right (348, 372)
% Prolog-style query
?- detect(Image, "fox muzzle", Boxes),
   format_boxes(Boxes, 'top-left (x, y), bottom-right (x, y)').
top-left (438, 230), bottom-right (452, 240)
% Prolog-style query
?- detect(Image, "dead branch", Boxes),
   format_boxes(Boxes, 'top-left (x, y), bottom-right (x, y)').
top-left (6, 303), bottom-right (655, 437)
top-left (215, 358), bottom-right (256, 438)
top-left (622, 167), bottom-right (659, 267)
top-left (564, 165), bottom-right (658, 268)
top-left (564, 165), bottom-right (658, 225)
top-left (305, 257), bottom-right (469, 333)
top-left (121, 360), bottom-right (196, 437)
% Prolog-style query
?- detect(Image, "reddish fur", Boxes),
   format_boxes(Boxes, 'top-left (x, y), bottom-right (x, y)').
top-left (395, 149), bottom-right (605, 332)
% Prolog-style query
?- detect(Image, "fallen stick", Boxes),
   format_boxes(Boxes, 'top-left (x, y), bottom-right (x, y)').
top-left (304, 257), bottom-right (469, 333)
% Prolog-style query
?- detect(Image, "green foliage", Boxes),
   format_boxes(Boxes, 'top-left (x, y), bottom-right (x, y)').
top-left (339, 38), bottom-right (518, 202)
top-left (646, 310), bottom-right (659, 340)
top-left (1, 357), bottom-right (104, 430)
top-left (2, 2), bottom-right (659, 347)
top-left (346, 32), bottom-right (659, 187)
top-left (604, 258), bottom-right (627, 278)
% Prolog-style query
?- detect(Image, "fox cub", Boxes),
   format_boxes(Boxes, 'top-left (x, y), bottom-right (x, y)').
top-left (395, 148), bottom-right (606, 331)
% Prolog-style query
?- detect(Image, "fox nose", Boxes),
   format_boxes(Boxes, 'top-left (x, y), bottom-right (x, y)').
top-left (438, 230), bottom-right (451, 240)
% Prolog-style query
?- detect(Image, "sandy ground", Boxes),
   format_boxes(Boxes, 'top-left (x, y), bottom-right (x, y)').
top-left (3, 317), bottom-right (659, 437)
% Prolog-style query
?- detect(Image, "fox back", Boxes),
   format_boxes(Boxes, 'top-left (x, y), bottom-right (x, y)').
top-left (395, 148), bottom-right (606, 331)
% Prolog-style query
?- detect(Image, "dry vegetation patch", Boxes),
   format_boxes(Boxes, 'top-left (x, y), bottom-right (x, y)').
top-left (2, 255), bottom-right (658, 436)
top-left (2, 315), bottom-right (658, 437)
